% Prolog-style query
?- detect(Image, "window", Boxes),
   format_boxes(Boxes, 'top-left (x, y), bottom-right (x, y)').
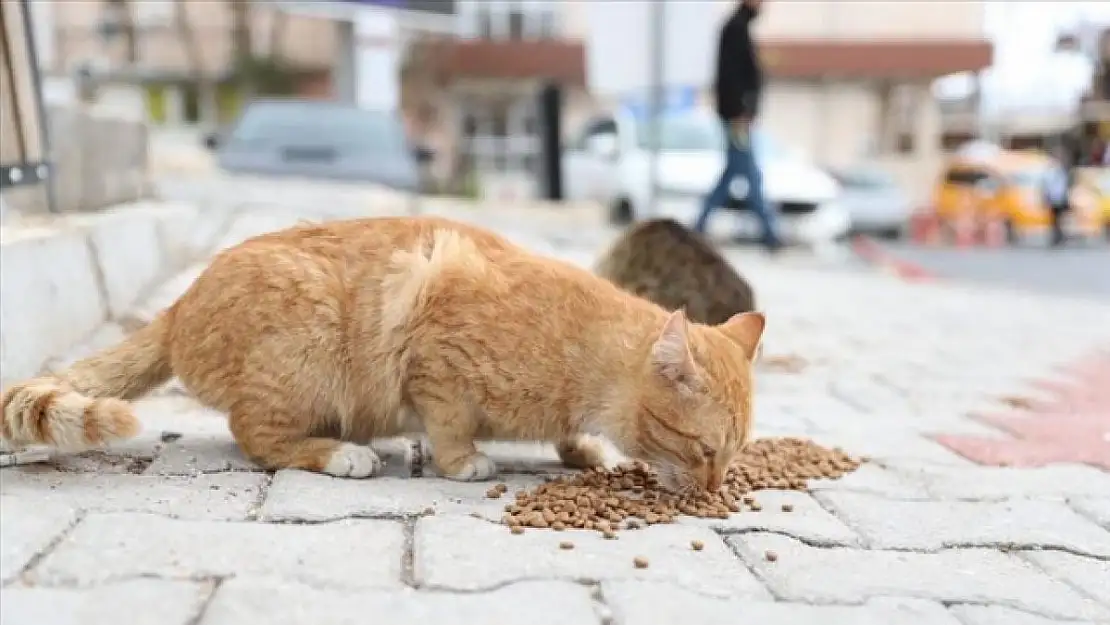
top-left (535, 11), bottom-right (557, 39)
top-left (133, 0), bottom-right (173, 26)
top-left (572, 118), bottom-right (617, 151)
top-left (476, 11), bottom-right (494, 39)
top-left (508, 10), bottom-right (525, 40)
top-left (469, 2), bottom-right (558, 41)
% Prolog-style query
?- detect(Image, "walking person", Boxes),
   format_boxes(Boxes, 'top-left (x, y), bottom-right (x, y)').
top-left (1044, 148), bottom-right (1072, 248)
top-left (693, 0), bottom-right (782, 254)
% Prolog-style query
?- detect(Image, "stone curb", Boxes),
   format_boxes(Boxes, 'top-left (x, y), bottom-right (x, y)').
top-left (0, 201), bottom-right (233, 387)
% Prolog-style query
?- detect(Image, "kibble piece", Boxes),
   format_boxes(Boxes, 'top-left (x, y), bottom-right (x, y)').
top-left (559, 541), bottom-right (574, 550)
top-left (495, 483), bottom-right (509, 493)
top-left (765, 550), bottom-right (778, 562)
top-left (633, 556), bottom-right (649, 569)
top-left (486, 488), bottom-right (502, 499)
top-left (749, 502), bottom-right (763, 512)
top-left (510, 526), bottom-right (525, 535)
top-left (781, 503), bottom-right (794, 512)
top-left (691, 540), bottom-right (705, 551)
top-left (603, 530), bottom-right (618, 540)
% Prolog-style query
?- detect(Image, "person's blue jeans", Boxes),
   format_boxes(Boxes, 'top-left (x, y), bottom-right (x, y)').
top-left (694, 123), bottom-right (782, 250)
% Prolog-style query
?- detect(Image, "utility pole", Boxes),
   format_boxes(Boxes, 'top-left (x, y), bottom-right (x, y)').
top-left (646, 0), bottom-right (665, 219)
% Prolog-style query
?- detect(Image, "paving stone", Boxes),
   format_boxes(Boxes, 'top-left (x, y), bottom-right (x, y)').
top-left (0, 579), bottom-right (208, 625)
top-left (200, 578), bottom-right (601, 625)
top-left (0, 496), bottom-right (76, 583)
top-left (895, 465), bottom-right (1110, 500)
top-left (415, 514), bottom-right (771, 599)
top-left (728, 533), bottom-right (1110, 621)
top-left (677, 489), bottom-right (861, 546)
top-left (0, 470), bottom-right (264, 521)
top-left (818, 492), bottom-right (1110, 557)
top-left (949, 605), bottom-right (1104, 625)
top-left (1022, 551), bottom-right (1110, 608)
top-left (131, 397), bottom-right (259, 475)
top-left (1069, 498), bottom-right (1110, 530)
top-left (30, 513), bottom-right (405, 589)
top-left (603, 583), bottom-right (961, 625)
top-left (805, 429), bottom-right (977, 466)
top-left (260, 470), bottom-right (548, 522)
top-left (805, 463), bottom-right (930, 499)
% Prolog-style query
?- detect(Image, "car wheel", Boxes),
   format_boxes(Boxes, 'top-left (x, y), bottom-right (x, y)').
top-left (609, 198), bottom-right (634, 226)
top-left (876, 226), bottom-right (904, 241)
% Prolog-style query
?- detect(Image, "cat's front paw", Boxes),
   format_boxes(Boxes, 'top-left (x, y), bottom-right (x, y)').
top-left (557, 436), bottom-right (609, 470)
top-left (443, 452), bottom-right (498, 482)
top-left (323, 443), bottom-right (382, 478)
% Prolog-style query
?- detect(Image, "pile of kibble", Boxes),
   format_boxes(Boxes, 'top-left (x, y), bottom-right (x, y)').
top-left (489, 437), bottom-right (864, 536)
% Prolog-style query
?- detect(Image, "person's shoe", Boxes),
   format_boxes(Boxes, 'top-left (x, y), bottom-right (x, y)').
top-left (764, 240), bottom-right (785, 257)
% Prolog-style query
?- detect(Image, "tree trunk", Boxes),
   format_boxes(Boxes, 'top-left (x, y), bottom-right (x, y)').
top-left (174, 0), bottom-right (208, 123)
top-left (269, 9), bottom-right (287, 61)
top-left (227, 0), bottom-right (254, 96)
top-left (106, 0), bottom-right (138, 65)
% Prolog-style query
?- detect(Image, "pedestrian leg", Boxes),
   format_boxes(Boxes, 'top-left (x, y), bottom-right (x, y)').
top-left (735, 143), bottom-right (782, 251)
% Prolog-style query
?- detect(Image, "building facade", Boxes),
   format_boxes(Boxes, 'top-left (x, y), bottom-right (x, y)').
top-left (43, 0), bottom-right (339, 125)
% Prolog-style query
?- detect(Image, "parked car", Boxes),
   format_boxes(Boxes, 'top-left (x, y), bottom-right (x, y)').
top-left (827, 165), bottom-right (912, 239)
top-left (204, 99), bottom-right (421, 192)
top-left (562, 110), bottom-right (849, 244)
top-left (932, 149), bottom-right (1105, 244)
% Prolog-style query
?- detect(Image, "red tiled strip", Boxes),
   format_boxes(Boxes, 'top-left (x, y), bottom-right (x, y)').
top-left (849, 236), bottom-right (936, 283)
top-left (932, 351), bottom-right (1110, 470)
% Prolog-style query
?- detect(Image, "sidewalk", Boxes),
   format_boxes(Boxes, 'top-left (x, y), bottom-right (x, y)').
top-left (2, 196), bottom-right (1109, 625)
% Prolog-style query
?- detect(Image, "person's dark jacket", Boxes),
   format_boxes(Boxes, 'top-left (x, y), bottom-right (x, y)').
top-left (713, 5), bottom-right (762, 122)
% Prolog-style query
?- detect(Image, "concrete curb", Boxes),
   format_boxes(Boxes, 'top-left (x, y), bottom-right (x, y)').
top-left (849, 235), bottom-right (937, 283)
top-left (0, 201), bottom-right (232, 387)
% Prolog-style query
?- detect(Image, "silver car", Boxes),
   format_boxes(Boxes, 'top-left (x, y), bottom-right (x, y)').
top-left (206, 99), bottom-right (422, 192)
top-left (829, 165), bottom-right (912, 239)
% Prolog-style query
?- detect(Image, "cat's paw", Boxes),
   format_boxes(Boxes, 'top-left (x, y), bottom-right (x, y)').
top-left (323, 443), bottom-right (382, 478)
top-left (444, 452), bottom-right (498, 481)
top-left (557, 437), bottom-right (608, 470)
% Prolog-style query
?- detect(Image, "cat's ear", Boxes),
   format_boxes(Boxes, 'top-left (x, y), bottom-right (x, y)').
top-left (719, 311), bottom-right (766, 361)
top-left (651, 309), bottom-right (697, 385)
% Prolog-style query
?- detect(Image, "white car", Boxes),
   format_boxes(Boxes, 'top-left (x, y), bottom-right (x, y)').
top-left (562, 110), bottom-right (850, 244)
top-left (827, 164), bottom-right (913, 239)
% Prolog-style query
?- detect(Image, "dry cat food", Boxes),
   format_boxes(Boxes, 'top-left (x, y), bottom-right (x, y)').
top-left (633, 556), bottom-right (650, 569)
top-left (502, 437), bottom-right (862, 534)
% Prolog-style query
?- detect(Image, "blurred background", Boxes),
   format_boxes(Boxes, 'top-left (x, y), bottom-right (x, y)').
top-left (2, 0), bottom-right (1109, 297)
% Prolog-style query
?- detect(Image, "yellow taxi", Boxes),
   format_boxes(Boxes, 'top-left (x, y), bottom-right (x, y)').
top-left (1070, 166), bottom-right (1110, 240)
top-left (933, 149), bottom-right (1105, 243)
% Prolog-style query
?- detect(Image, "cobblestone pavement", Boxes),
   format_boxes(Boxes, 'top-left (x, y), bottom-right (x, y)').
top-left (3, 183), bottom-right (1110, 624)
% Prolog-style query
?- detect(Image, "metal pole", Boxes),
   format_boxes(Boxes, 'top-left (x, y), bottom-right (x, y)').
top-left (646, 0), bottom-right (665, 219)
top-left (20, 0), bottom-right (57, 214)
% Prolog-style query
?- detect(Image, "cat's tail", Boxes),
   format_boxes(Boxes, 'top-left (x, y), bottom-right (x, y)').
top-left (1, 312), bottom-right (174, 452)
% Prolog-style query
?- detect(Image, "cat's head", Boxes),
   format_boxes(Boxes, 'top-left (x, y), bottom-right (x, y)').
top-left (629, 309), bottom-right (765, 494)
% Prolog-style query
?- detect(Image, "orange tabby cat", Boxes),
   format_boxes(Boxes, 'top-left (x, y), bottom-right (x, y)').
top-left (0, 216), bottom-right (764, 492)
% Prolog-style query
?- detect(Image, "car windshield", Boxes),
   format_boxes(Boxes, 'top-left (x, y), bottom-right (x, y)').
top-left (835, 168), bottom-right (895, 189)
top-left (227, 101), bottom-right (410, 152)
top-left (1006, 169), bottom-right (1046, 188)
top-left (634, 113), bottom-right (789, 159)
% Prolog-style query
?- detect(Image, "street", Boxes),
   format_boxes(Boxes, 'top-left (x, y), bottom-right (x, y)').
top-left (865, 242), bottom-right (1110, 301)
top-left (2, 176), bottom-right (1110, 624)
